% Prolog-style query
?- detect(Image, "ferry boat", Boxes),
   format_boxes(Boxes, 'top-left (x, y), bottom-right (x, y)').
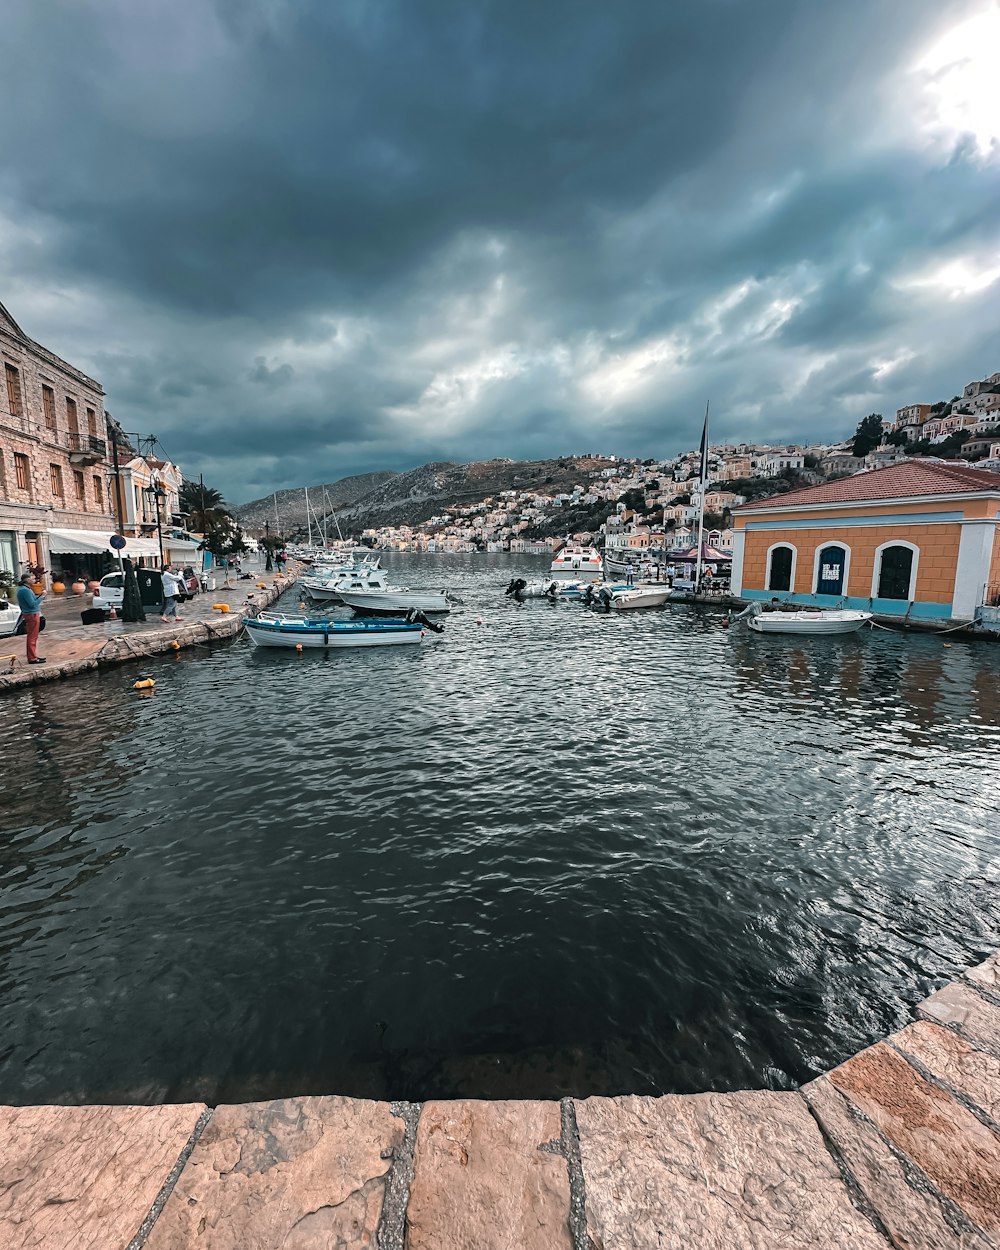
top-left (549, 545), bottom-right (603, 581)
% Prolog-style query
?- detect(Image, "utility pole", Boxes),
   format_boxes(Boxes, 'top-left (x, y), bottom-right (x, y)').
top-left (109, 421), bottom-right (125, 532)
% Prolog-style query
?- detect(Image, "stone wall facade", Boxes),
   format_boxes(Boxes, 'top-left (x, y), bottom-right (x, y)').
top-left (0, 300), bottom-right (115, 582)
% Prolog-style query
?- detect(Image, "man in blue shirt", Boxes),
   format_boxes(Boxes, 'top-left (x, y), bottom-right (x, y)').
top-left (16, 574), bottom-right (45, 664)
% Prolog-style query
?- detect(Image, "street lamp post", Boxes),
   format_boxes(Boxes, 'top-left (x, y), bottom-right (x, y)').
top-left (264, 519), bottom-right (273, 571)
top-left (145, 482), bottom-right (167, 568)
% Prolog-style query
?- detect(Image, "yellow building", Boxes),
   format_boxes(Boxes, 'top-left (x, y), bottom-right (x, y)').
top-left (731, 461), bottom-right (1000, 623)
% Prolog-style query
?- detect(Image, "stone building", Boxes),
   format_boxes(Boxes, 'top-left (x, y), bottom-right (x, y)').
top-left (0, 299), bottom-right (117, 583)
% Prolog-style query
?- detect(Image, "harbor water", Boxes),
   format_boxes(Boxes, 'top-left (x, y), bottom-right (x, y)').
top-left (2, 552), bottom-right (999, 1105)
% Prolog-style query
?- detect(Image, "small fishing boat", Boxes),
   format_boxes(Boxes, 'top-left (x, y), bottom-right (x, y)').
top-left (303, 567), bottom-right (390, 604)
top-left (611, 587), bottom-right (671, 610)
top-left (550, 545), bottom-right (603, 581)
top-left (733, 602), bottom-right (872, 635)
top-left (505, 577), bottom-right (560, 599)
top-left (340, 589), bottom-right (451, 616)
top-left (244, 612), bottom-right (435, 649)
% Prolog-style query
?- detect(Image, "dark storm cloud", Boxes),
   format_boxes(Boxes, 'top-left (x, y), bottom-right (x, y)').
top-left (1, 0), bottom-right (997, 500)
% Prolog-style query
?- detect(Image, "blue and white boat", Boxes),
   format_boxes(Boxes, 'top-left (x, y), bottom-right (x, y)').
top-left (244, 612), bottom-right (432, 649)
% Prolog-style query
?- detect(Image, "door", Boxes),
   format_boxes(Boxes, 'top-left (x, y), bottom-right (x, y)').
top-left (815, 544), bottom-right (847, 596)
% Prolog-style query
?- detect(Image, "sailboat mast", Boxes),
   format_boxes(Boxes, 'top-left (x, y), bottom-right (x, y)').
top-left (695, 400), bottom-right (709, 593)
top-left (305, 486), bottom-right (313, 548)
top-left (325, 488), bottom-right (345, 543)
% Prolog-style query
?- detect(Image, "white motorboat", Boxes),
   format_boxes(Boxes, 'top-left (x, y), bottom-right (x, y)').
top-left (735, 603), bottom-right (872, 635)
top-left (611, 587), bottom-right (671, 610)
top-left (244, 612), bottom-right (430, 648)
top-left (303, 568), bottom-right (390, 604)
top-left (550, 545), bottom-right (603, 581)
top-left (341, 589), bottom-right (451, 616)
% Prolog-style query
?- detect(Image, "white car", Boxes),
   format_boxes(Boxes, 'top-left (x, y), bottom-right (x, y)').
top-left (0, 597), bottom-right (23, 637)
top-left (91, 572), bottom-right (125, 613)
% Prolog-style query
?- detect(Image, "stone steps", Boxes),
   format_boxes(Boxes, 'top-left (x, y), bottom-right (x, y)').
top-left (2, 952), bottom-right (999, 1248)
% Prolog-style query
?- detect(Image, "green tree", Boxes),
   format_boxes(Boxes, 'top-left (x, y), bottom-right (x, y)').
top-left (851, 413), bottom-right (885, 457)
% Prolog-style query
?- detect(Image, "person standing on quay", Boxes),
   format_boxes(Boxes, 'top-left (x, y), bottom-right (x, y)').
top-left (160, 567), bottom-right (184, 623)
top-left (16, 574), bottom-right (45, 665)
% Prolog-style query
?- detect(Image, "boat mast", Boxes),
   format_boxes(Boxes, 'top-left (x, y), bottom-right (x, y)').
top-left (305, 486), bottom-right (313, 549)
top-left (325, 488), bottom-right (345, 543)
top-left (695, 400), bottom-right (709, 593)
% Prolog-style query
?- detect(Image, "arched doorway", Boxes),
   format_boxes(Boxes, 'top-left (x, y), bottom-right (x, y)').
top-left (815, 544), bottom-right (848, 596)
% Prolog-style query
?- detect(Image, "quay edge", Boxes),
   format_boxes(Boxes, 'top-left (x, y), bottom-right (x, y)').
top-left (0, 567), bottom-right (301, 696)
top-left (0, 950), bottom-right (999, 1248)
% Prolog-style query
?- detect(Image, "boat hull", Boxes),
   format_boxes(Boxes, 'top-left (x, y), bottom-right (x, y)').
top-left (612, 589), bottom-right (671, 609)
top-left (244, 616), bottom-right (423, 648)
top-left (341, 592), bottom-right (450, 615)
top-left (747, 610), bottom-right (871, 635)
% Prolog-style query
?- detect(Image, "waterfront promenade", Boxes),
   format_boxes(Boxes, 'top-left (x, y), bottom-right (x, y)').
top-left (2, 951), bottom-right (998, 1248)
top-left (0, 564), bottom-right (300, 694)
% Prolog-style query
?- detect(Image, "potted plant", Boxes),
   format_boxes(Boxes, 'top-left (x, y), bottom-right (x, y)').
top-left (0, 567), bottom-right (16, 603)
top-left (25, 561), bottom-right (46, 594)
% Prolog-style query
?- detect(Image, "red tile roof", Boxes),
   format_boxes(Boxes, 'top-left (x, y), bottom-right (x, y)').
top-left (734, 460), bottom-right (1000, 511)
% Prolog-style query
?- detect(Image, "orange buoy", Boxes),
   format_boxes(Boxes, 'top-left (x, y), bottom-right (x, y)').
top-left (134, 678), bottom-right (156, 690)
top-left (295, 643), bottom-right (303, 652)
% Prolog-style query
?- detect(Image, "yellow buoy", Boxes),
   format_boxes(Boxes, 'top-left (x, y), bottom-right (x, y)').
top-left (134, 678), bottom-right (156, 690)
top-left (295, 643), bottom-right (303, 652)
top-left (169, 640), bottom-right (181, 650)
top-left (299, 601), bottom-right (306, 610)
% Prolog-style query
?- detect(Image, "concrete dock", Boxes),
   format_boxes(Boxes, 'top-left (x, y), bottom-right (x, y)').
top-left (0, 566), bottom-right (300, 694)
top-left (1, 951), bottom-right (998, 1248)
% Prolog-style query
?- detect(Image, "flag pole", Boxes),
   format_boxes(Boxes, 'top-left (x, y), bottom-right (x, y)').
top-left (695, 400), bottom-right (709, 594)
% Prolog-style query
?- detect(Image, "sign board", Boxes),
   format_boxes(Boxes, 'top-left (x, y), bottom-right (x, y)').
top-left (109, 534), bottom-right (127, 550)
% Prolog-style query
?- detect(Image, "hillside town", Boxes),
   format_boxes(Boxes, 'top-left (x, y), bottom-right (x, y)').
top-left (3, 293), bottom-right (1000, 581)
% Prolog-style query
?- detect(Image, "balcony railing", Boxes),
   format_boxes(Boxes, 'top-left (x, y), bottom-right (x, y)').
top-left (67, 432), bottom-right (107, 460)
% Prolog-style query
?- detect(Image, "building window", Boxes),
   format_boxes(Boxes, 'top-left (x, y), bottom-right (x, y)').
top-left (42, 385), bottom-right (56, 430)
top-left (874, 543), bottom-right (917, 601)
top-left (50, 463), bottom-right (64, 497)
top-left (66, 396), bottom-right (79, 433)
top-left (14, 452), bottom-right (30, 491)
top-left (4, 362), bottom-right (24, 417)
top-left (87, 406), bottom-right (97, 436)
top-left (74, 469), bottom-right (86, 503)
top-left (766, 543), bottom-right (795, 592)
top-left (93, 474), bottom-right (103, 505)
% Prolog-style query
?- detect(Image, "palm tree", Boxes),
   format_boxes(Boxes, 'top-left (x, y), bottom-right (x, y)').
top-left (180, 480), bottom-right (232, 533)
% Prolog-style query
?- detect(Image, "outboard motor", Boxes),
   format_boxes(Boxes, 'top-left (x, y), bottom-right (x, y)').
top-left (406, 608), bottom-right (445, 634)
top-left (505, 578), bottom-right (527, 598)
top-left (596, 587), bottom-right (614, 611)
top-left (544, 581), bottom-right (559, 599)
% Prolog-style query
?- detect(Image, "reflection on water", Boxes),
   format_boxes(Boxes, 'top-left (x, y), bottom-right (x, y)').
top-left (1, 553), bottom-right (999, 1105)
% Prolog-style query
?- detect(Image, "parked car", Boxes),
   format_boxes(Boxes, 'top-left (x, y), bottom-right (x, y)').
top-left (0, 597), bottom-right (23, 638)
top-left (91, 572), bottom-right (125, 613)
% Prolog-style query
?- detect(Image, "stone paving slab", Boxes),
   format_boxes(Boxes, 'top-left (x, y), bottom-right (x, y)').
top-left (574, 1091), bottom-right (888, 1250)
top-left (804, 1075), bottom-right (994, 1250)
top-left (966, 953), bottom-right (1000, 996)
top-left (405, 1100), bottom-right (572, 1250)
top-left (0, 1101), bottom-right (205, 1250)
top-left (919, 983), bottom-right (1000, 1057)
top-left (828, 1040), bottom-right (1000, 1239)
top-left (893, 1020), bottom-right (1000, 1127)
top-left (144, 1096), bottom-right (401, 1250)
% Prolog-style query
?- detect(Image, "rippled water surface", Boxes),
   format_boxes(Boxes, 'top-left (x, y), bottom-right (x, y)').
top-left (2, 553), bottom-right (1000, 1105)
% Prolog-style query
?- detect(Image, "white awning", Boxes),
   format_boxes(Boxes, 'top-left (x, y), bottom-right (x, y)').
top-left (47, 528), bottom-right (162, 557)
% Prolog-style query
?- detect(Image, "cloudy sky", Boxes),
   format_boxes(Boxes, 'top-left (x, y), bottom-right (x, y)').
top-left (2, 0), bottom-right (999, 502)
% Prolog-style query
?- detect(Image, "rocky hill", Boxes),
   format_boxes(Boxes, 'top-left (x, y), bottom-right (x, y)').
top-left (330, 456), bottom-right (616, 533)
top-left (234, 471), bottom-right (398, 532)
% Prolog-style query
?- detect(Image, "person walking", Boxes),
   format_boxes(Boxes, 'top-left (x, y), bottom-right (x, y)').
top-left (16, 574), bottom-right (45, 664)
top-left (160, 567), bottom-right (185, 623)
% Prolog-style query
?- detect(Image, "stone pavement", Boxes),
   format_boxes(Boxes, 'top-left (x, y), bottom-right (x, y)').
top-left (2, 953), bottom-right (999, 1249)
top-left (0, 564), bottom-right (300, 694)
